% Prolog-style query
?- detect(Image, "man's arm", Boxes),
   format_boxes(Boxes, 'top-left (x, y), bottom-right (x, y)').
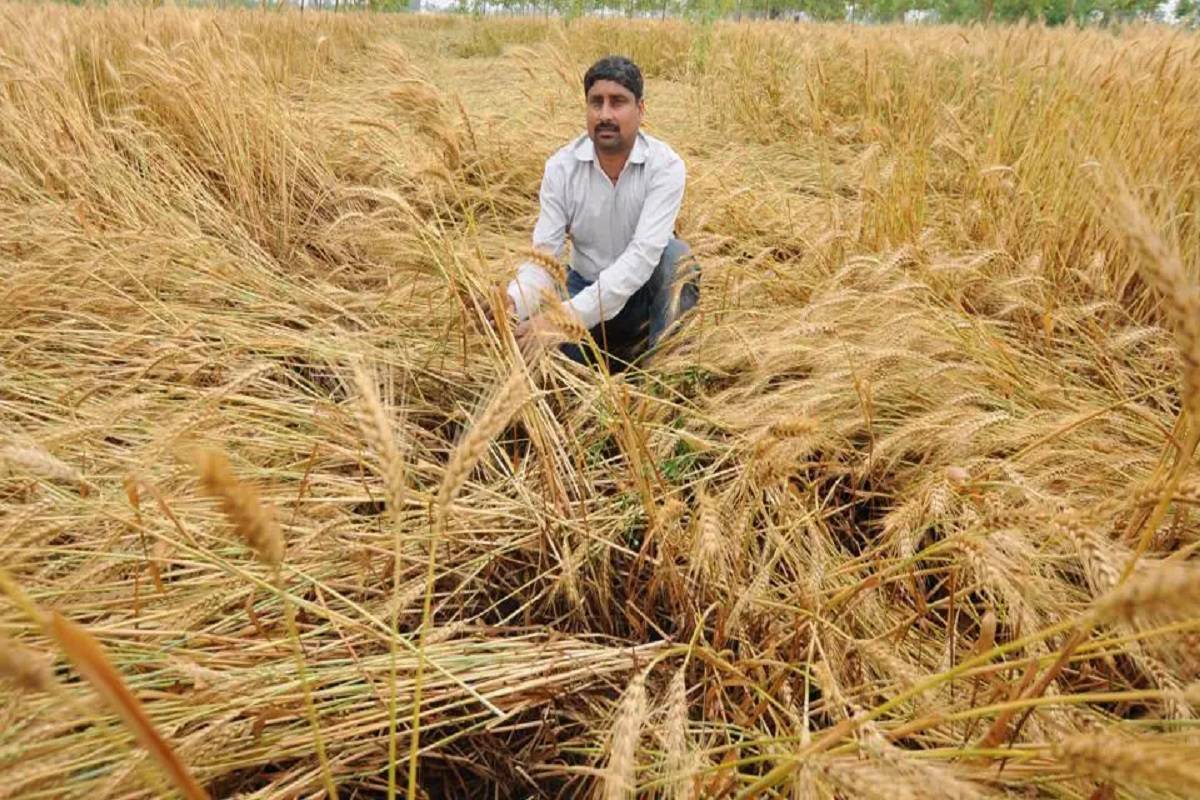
top-left (507, 160), bottom-right (569, 322)
top-left (565, 155), bottom-right (685, 331)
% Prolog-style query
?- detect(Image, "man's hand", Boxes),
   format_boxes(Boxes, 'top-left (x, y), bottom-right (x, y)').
top-left (481, 288), bottom-right (516, 331)
top-left (515, 313), bottom-right (563, 362)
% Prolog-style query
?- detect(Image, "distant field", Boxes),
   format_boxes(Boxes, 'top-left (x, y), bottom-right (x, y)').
top-left (1, 5), bottom-right (1199, 798)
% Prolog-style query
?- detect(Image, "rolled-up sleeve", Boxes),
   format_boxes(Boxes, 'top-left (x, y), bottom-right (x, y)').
top-left (507, 160), bottom-right (569, 321)
top-left (566, 154), bottom-right (685, 330)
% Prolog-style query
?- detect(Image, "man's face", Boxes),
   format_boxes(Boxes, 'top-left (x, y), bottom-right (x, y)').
top-left (586, 79), bottom-right (644, 155)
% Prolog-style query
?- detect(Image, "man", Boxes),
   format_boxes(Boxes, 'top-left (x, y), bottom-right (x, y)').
top-left (501, 55), bottom-right (698, 373)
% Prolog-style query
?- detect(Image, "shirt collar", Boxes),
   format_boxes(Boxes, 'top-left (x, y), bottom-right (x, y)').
top-left (573, 132), bottom-right (648, 165)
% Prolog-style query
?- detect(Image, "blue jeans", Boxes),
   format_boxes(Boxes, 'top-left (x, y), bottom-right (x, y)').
top-left (560, 238), bottom-right (699, 372)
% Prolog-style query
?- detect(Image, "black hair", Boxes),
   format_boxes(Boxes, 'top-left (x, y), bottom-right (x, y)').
top-left (583, 56), bottom-right (644, 102)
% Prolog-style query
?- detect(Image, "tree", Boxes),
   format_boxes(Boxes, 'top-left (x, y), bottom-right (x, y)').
top-left (852, 0), bottom-right (913, 22)
top-left (799, 0), bottom-right (848, 18)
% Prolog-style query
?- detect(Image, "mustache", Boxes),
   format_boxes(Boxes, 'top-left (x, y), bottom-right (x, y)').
top-left (595, 124), bottom-right (619, 133)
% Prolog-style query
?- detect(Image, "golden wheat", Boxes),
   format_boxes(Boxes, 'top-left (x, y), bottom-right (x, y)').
top-left (48, 613), bottom-right (210, 800)
top-left (0, 636), bottom-right (54, 694)
top-left (350, 362), bottom-right (409, 523)
top-left (434, 367), bottom-right (531, 523)
top-left (1053, 734), bottom-right (1200, 795)
top-left (661, 663), bottom-right (690, 800)
top-left (1, 7), bottom-right (1199, 799)
top-left (527, 247), bottom-right (568, 287)
top-left (603, 665), bottom-right (649, 800)
top-left (190, 447), bottom-right (285, 569)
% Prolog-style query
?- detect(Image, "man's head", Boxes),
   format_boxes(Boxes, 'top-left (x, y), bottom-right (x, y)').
top-left (583, 56), bottom-right (644, 156)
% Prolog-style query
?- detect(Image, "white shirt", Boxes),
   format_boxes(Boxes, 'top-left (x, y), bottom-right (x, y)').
top-left (506, 131), bottom-right (686, 330)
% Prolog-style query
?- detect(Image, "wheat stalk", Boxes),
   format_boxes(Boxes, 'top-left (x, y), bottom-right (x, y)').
top-left (349, 361), bottom-right (409, 800)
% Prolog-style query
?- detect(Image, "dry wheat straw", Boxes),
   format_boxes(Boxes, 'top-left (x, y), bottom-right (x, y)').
top-left (47, 612), bottom-right (210, 800)
top-left (411, 366), bottom-right (531, 796)
top-left (6, 11), bottom-right (1200, 799)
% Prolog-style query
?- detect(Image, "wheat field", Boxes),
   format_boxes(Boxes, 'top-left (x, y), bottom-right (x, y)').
top-left (1, 5), bottom-right (1199, 798)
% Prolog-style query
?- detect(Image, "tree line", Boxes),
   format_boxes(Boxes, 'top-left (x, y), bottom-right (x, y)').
top-left (441, 0), bottom-right (1197, 25)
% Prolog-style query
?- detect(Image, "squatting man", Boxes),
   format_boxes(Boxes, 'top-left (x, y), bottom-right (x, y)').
top-left (490, 55), bottom-right (699, 372)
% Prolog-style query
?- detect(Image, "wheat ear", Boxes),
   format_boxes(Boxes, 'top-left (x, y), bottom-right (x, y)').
top-left (1091, 562), bottom-right (1200, 624)
top-left (0, 443), bottom-right (88, 494)
top-left (1053, 734), bottom-right (1200, 794)
top-left (527, 247), bottom-right (567, 286)
top-left (191, 448), bottom-right (284, 568)
top-left (662, 664), bottom-right (690, 800)
top-left (604, 665), bottom-right (649, 800)
top-left (1110, 187), bottom-right (1200, 572)
top-left (1111, 190), bottom-right (1200, 419)
top-left (189, 449), bottom-right (336, 798)
top-left (0, 635), bottom-right (55, 694)
top-left (434, 368), bottom-right (531, 527)
top-left (350, 362), bottom-right (408, 525)
top-left (691, 490), bottom-right (728, 586)
top-left (538, 287), bottom-right (589, 343)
